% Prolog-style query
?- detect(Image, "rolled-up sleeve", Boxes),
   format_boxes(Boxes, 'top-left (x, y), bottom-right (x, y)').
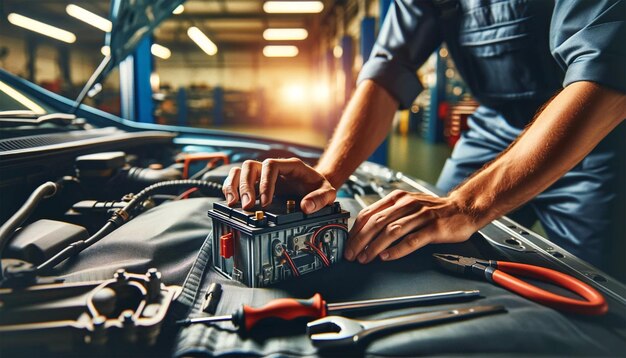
top-left (550, 0), bottom-right (626, 93)
top-left (357, 0), bottom-right (442, 109)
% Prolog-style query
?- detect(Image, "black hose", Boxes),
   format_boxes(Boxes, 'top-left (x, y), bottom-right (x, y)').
top-left (34, 179), bottom-right (223, 275)
top-left (120, 179), bottom-right (223, 215)
top-left (0, 182), bottom-right (57, 280)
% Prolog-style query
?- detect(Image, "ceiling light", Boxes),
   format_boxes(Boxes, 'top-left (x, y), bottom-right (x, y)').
top-left (66, 4), bottom-right (112, 32)
top-left (0, 80), bottom-right (46, 114)
top-left (263, 45), bottom-right (299, 57)
top-left (151, 44), bottom-right (171, 59)
top-left (263, 1), bottom-right (324, 13)
top-left (102, 44), bottom-right (171, 59)
top-left (333, 45), bottom-right (343, 58)
top-left (283, 84), bottom-right (306, 103)
top-left (187, 27), bottom-right (218, 56)
top-left (7, 13), bottom-right (76, 43)
top-left (101, 46), bottom-right (110, 56)
top-left (172, 4), bottom-right (184, 15)
top-left (263, 28), bottom-right (308, 41)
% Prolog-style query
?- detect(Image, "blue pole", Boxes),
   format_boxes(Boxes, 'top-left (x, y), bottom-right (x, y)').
top-left (426, 49), bottom-right (446, 143)
top-left (134, 36), bottom-right (154, 123)
top-left (367, 0), bottom-right (393, 165)
top-left (119, 36), bottom-right (154, 123)
top-left (360, 17), bottom-right (376, 60)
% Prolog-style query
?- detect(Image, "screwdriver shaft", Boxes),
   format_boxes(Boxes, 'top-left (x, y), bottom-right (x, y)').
top-left (177, 314), bottom-right (232, 326)
top-left (327, 290), bottom-right (480, 312)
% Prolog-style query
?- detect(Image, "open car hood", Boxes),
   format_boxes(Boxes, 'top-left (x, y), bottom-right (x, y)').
top-left (73, 0), bottom-right (184, 109)
top-left (105, 0), bottom-right (184, 77)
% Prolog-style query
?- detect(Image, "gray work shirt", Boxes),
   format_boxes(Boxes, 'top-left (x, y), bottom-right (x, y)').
top-left (358, 0), bottom-right (626, 127)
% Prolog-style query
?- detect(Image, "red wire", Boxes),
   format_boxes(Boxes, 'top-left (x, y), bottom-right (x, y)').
top-left (311, 223), bottom-right (348, 247)
top-left (283, 249), bottom-right (300, 277)
top-left (309, 223), bottom-right (347, 264)
top-left (307, 243), bottom-right (330, 267)
top-left (176, 187), bottom-right (199, 200)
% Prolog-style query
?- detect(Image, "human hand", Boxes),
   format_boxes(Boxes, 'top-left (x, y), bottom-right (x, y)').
top-left (344, 190), bottom-right (480, 263)
top-left (222, 158), bottom-right (337, 214)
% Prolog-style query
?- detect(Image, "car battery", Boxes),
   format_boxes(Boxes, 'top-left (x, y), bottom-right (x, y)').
top-left (208, 200), bottom-right (349, 287)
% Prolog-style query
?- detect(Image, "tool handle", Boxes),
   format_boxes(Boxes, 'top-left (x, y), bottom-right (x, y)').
top-left (355, 305), bottom-right (506, 345)
top-left (235, 293), bottom-right (327, 332)
top-left (493, 261), bottom-right (608, 315)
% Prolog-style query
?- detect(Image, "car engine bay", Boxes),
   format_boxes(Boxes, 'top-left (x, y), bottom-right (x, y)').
top-left (2, 124), bottom-right (626, 356)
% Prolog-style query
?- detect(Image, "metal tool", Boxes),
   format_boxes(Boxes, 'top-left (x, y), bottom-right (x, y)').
top-left (176, 290), bottom-right (480, 333)
top-left (433, 254), bottom-right (608, 315)
top-left (307, 305), bottom-right (506, 349)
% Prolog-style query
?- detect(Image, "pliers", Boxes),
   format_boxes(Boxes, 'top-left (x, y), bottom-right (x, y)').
top-left (433, 254), bottom-right (608, 315)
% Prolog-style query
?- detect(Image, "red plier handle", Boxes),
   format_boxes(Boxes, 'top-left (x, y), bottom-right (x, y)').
top-left (491, 261), bottom-right (607, 315)
top-left (433, 254), bottom-right (608, 315)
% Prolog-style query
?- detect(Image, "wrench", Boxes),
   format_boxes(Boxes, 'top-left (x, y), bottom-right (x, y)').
top-left (307, 305), bottom-right (506, 349)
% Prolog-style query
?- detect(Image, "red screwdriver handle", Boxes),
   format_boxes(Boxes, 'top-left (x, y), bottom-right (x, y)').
top-left (237, 293), bottom-right (327, 332)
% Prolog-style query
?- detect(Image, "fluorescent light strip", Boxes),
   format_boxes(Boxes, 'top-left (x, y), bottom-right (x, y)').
top-left (172, 4), bottom-right (184, 15)
top-left (263, 45), bottom-right (299, 57)
top-left (187, 27), bottom-right (218, 56)
top-left (7, 13), bottom-right (76, 43)
top-left (151, 44), bottom-right (171, 59)
top-left (66, 4), bottom-right (112, 32)
top-left (0, 80), bottom-right (46, 114)
top-left (263, 28), bottom-right (308, 41)
top-left (263, 1), bottom-right (324, 13)
top-left (101, 44), bottom-right (170, 59)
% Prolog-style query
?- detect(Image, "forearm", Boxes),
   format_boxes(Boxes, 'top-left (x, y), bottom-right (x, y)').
top-left (451, 81), bottom-right (626, 227)
top-left (316, 80), bottom-right (399, 187)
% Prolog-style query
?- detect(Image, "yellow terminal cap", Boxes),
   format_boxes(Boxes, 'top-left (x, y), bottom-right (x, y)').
top-left (255, 211), bottom-right (265, 220)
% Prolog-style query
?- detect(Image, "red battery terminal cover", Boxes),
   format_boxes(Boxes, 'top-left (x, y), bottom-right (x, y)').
top-left (220, 232), bottom-right (234, 258)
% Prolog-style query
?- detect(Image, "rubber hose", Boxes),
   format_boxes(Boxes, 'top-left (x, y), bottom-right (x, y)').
top-left (122, 179), bottom-right (223, 214)
top-left (0, 182), bottom-right (57, 279)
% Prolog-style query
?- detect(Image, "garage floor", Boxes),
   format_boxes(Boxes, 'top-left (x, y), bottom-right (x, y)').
top-left (220, 125), bottom-right (453, 185)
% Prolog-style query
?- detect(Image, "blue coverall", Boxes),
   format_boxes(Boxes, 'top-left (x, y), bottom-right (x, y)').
top-left (357, 0), bottom-right (626, 268)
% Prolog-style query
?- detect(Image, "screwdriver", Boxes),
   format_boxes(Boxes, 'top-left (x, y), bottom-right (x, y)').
top-left (176, 289), bottom-right (480, 333)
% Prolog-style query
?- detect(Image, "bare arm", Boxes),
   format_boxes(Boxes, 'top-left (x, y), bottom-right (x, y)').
top-left (351, 81), bottom-right (626, 263)
top-left (316, 80), bottom-right (399, 188)
top-left (451, 81), bottom-right (626, 230)
top-left (222, 79), bottom-right (398, 213)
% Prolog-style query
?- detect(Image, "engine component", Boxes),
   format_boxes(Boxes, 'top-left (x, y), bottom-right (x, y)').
top-left (208, 200), bottom-right (349, 287)
top-left (75, 151), bottom-right (185, 197)
top-left (75, 151), bottom-right (126, 177)
top-left (6, 219), bottom-right (88, 265)
top-left (0, 268), bottom-right (180, 352)
top-left (0, 181), bottom-right (57, 281)
top-left (42, 180), bottom-right (222, 270)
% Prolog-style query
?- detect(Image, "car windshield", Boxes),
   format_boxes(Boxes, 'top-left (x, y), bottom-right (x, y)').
top-left (0, 80), bottom-right (52, 115)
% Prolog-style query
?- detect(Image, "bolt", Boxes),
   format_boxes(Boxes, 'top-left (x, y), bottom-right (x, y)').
top-left (122, 310), bottom-right (134, 325)
top-left (146, 268), bottom-right (161, 302)
top-left (114, 269), bottom-right (127, 282)
top-left (147, 268), bottom-right (159, 278)
top-left (93, 315), bottom-right (106, 328)
top-left (286, 200), bottom-right (296, 213)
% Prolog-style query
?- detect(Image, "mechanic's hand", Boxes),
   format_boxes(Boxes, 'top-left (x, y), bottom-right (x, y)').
top-left (222, 158), bottom-right (336, 214)
top-left (345, 190), bottom-right (479, 263)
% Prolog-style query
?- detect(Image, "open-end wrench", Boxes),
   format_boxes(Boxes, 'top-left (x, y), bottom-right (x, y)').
top-left (307, 305), bottom-right (506, 349)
